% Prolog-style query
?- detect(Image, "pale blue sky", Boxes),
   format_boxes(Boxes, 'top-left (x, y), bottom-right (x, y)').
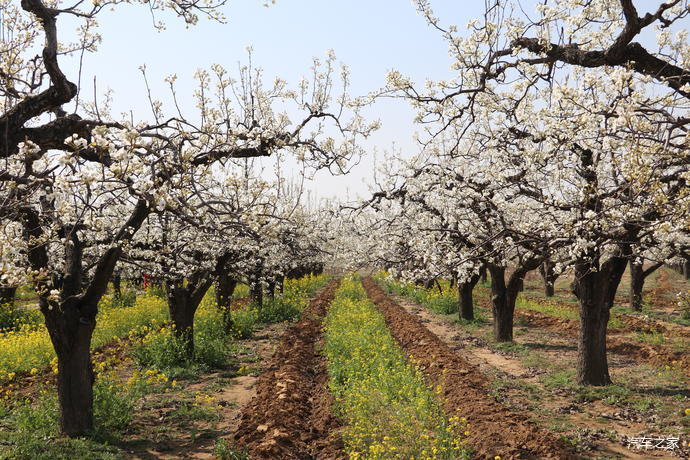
top-left (62, 1), bottom-right (493, 200)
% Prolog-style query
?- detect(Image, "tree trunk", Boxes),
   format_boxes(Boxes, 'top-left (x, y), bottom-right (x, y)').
top-left (0, 286), bottom-right (17, 306)
top-left (573, 256), bottom-right (628, 385)
top-left (168, 290), bottom-right (195, 358)
top-left (539, 260), bottom-right (558, 297)
top-left (56, 327), bottom-right (95, 436)
top-left (215, 274), bottom-right (237, 309)
top-left (249, 272), bottom-right (263, 308)
top-left (629, 260), bottom-right (644, 312)
top-left (267, 280), bottom-right (276, 300)
top-left (487, 261), bottom-right (539, 342)
top-left (278, 275), bottom-right (285, 294)
top-left (683, 260), bottom-right (689, 280)
top-left (488, 266), bottom-right (514, 342)
top-left (216, 274), bottom-right (237, 331)
top-left (43, 297), bottom-right (98, 437)
top-left (479, 265), bottom-right (487, 284)
top-left (166, 278), bottom-right (213, 358)
top-left (574, 272), bottom-right (612, 385)
top-left (112, 273), bottom-right (121, 298)
top-left (458, 274), bottom-right (480, 321)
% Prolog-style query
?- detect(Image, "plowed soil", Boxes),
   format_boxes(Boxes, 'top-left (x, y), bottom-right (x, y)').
top-left (233, 280), bottom-right (343, 459)
top-left (362, 277), bottom-right (576, 460)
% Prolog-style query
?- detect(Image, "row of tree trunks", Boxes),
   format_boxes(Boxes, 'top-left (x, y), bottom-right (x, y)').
top-left (438, 255), bottom-right (669, 386)
top-left (670, 259), bottom-right (690, 279)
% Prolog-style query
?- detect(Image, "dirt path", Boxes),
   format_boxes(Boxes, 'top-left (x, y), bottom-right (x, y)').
top-left (362, 277), bottom-right (575, 460)
top-left (120, 322), bottom-right (291, 460)
top-left (232, 280), bottom-right (342, 459)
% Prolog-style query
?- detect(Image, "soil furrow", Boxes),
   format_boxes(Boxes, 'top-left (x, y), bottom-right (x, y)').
top-left (233, 280), bottom-right (343, 459)
top-left (362, 277), bottom-right (576, 460)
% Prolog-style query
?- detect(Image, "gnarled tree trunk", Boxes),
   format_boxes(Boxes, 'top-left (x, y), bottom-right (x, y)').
top-left (458, 273), bottom-right (480, 321)
top-left (629, 260), bottom-right (663, 312)
top-left (48, 301), bottom-right (97, 437)
top-left (216, 273), bottom-right (237, 331)
top-left (166, 276), bottom-right (213, 358)
top-left (488, 266), bottom-right (514, 342)
top-left (539, 259), bottom-right (558, 297)
top-left (488, 259), bottom-right (541, 342)
top-left (573, 255), bottom-right (628, 385)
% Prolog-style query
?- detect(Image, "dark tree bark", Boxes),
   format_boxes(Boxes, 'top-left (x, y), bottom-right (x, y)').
top-left (0, 286), bottom-right (17, 307)
top-left (458, 273), bottom-right (480, 321)
top-left (573, 255), bottom-right (629, 386)
top-left (488, 266), bottom-right (513, 342)
top-left (629, 260), bottom-right (663, 311)
top-left (629, 259), bottom-right (644, 312)
top-left (487, 259), bottom-right (541, 342)
top-left (249, 271), bottom-right (263, 309)
top-left (278, 275), bottom-right (285, 294)
top-left (267, 280), bottom-right (276, 300)
top-left (48, 298), bottom-right (97, 437)
top-left (165, 275), bottom-right (214, 358)
top-left (112, 273), bottom-right (122, 298)
top-left (539, 260), bottom-right (559, 297)
top-left (479, 265), bottom-right (487, 284)
top-left (216, 273), bottom-right (237, 331)
top-left (215, 274), bottom-right (237, 309)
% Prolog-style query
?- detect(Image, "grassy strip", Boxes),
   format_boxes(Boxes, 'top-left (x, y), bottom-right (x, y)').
top-left (324, 277), bottom-right (468, 459)
top-left (372, 272), bottom-right (458, 315)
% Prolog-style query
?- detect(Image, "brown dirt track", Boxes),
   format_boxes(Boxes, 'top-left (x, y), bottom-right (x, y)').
top-left (362, 277), bottom-right (576, 460)
top-left (233, 280), bottom-right (343, 459)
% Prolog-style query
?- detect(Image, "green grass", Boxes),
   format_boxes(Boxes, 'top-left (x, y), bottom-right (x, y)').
top-left (324, 277), bottom-right (469, 459)
top-left (214, 439), bottom-right (249, 460)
